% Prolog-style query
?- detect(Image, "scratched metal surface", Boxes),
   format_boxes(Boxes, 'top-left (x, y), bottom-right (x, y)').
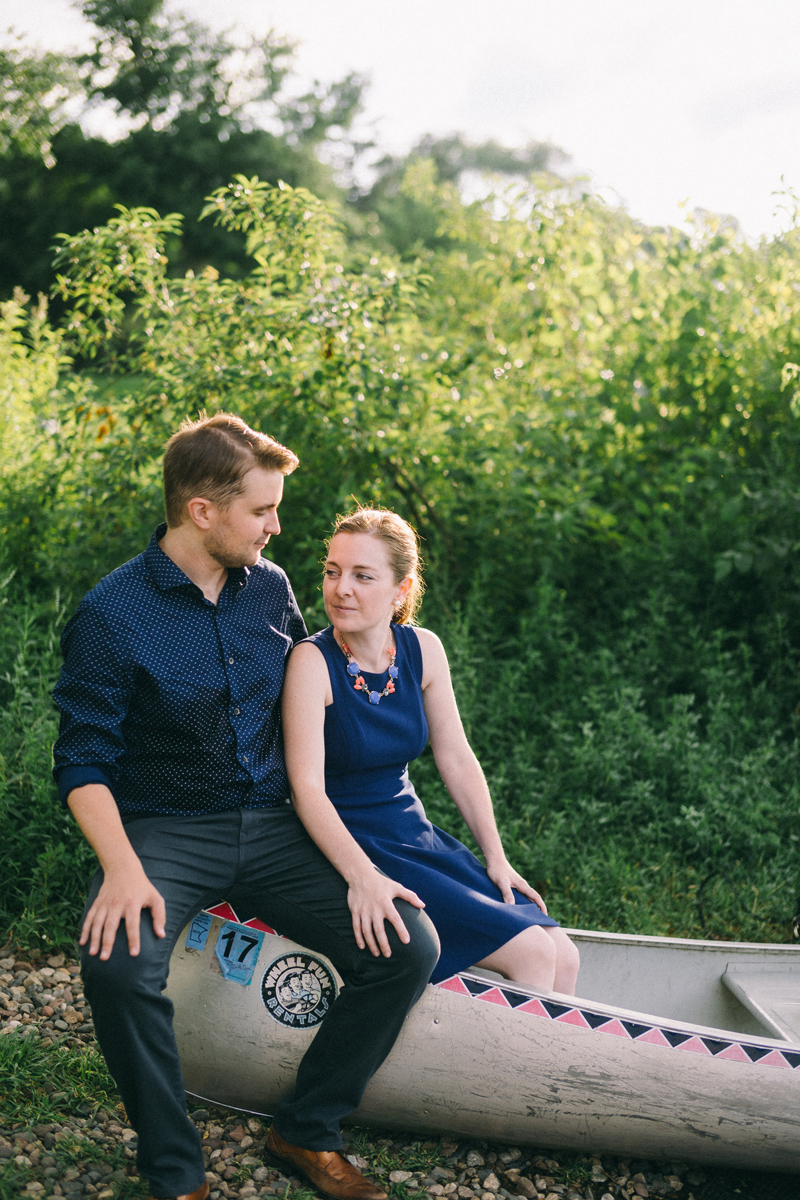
top-left (167, 919), bottom-right (800, 1174)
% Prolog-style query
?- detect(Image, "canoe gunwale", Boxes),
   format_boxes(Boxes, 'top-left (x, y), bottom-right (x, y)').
top-left (440, 967), bottom-right (800, 1070)
top-left (563, 925), bottom-right (800, 955)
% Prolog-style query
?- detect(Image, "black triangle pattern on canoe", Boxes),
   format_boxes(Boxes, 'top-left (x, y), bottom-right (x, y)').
top-left (501, 990), bottom-right (533, 1008)
top-left (662, 1030), bottom-right (692, 1047)
top-left (463, 977), bottom-right (492, 995)
top-left (542, 1000), bottom-right (572, 1019)
top-left (622, 1021), bottom-right (651, 1039)
top-left (744, 1044), bottom-right (773, 1062)
top-left (702, 1038), bottom-right (732, 1056)
top-left (581, 1010), bottom-right (613, 1029)
top-left (447, 975), bottom-right (800, 1068)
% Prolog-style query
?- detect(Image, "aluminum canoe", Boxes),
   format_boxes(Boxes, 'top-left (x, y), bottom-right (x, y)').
top-left (166, 903), bottom-right (800, 1173)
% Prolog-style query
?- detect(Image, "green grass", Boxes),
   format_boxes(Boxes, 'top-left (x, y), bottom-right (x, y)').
top-left (0, 580), bottom-right (97, 949)
top-left (0, 1031), bottom-right (120, 1126)
top-left (0, 1029), bottom-right (141, 1200)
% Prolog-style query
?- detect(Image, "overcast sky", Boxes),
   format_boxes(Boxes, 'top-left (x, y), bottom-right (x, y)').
top-left (6, 0), bottom-right (800, 239)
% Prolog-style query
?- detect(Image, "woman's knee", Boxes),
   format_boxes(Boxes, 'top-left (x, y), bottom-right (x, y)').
top-left (549, 928), bottom-right (580, 970)
top-left (523, 925), bottom-right (557, 967)
top-left (545, 928), bottom-right (580, 992)
top-left (486, 925), bottom-right (556, 978)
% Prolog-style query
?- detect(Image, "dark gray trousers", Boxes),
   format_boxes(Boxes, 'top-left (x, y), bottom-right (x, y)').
top-left (80, 807), bottom-right (439, 1199)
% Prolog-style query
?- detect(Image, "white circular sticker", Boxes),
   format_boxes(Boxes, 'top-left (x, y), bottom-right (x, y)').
top-left (261, 953), bottom-right (338, 1028)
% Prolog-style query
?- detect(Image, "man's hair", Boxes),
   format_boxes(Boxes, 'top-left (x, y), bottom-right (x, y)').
top-left (163, 412), bottom-right (299, 527)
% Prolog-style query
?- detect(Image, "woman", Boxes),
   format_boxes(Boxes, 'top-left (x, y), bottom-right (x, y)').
top-left (282, 508), bottom-right (579, 992)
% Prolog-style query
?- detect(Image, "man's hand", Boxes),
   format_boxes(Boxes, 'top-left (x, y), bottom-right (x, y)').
top-left (67, 783), bottom-right (167, 959)
top-left (347, 870), bottom-right (425, 958)
top-left (80, 862), bottom-right (166, 960)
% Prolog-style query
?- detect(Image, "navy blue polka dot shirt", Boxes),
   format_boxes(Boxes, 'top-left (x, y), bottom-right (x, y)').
top-left (52, 524), bottom-right (307, 816)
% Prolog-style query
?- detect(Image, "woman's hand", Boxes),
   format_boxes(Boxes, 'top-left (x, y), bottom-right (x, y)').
top-left (486, 857), bottom-right (548, 913)
top-left (347, 869), bottom-right (425, 957)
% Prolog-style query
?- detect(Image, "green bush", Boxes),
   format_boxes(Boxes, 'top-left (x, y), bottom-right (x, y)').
top-left (0, 581), bottom-right (96, 947)
top-left (409, 586), bottom-right (799, 943)
top-left (2, 173), bottom-right (800, 949)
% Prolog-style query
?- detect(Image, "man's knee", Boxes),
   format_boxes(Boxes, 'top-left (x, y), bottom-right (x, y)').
top-left (391, 903), bottom-right (440, 985)
top-left (81, 917), bottom-right (169, 1001)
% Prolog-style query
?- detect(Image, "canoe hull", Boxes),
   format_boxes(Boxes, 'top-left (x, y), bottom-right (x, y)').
top-left (167, 915), bottom-right (800, 1173)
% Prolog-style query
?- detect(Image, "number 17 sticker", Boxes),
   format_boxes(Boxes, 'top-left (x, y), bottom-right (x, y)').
top-left (214, 922), bottom-right (265, 985)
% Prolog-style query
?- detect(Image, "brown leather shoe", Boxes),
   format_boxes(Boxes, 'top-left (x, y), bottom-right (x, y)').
top-left (266, 1125), bottom-right (387, 1200)
top-left (149, 1180), bottom-right (209, 1200)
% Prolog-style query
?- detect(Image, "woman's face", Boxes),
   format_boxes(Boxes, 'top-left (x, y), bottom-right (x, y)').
top-left (324, 532), bottom-right (410, 634)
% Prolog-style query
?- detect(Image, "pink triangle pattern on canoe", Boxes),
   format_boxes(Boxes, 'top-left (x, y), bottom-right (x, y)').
top-left (200, 905), bottom-right (800, 1073)
top-left (434, 972), bottom-right (800, 1072)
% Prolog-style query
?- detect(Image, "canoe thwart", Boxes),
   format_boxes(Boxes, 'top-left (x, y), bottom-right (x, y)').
top-left (722, 964), bottom-right (800, 1042)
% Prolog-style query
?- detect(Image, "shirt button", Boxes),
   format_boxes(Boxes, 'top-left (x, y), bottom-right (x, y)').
top-left (242, 755), bottom-right (248, 764)
top-left (233, 707), bottom-right (241, 716)
top-left (228, 656), bottom-right (235, 664)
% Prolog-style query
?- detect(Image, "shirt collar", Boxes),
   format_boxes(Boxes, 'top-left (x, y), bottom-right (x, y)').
top-left (144, 524), bottom-right (250, 594)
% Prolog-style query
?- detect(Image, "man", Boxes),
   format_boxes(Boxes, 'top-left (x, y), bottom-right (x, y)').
top-left (53, 413), bottom-right (439, 1200)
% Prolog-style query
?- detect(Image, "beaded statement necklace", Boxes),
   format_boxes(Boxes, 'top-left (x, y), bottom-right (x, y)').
top-left (339, 635), bottom-right (399, 705)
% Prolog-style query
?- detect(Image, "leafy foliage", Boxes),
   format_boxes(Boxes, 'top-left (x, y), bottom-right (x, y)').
top-left (0, 580), bottom-right (97, 948)
top-left (0, 3), bottom-right (368, 298)
top-left (0, 36), bottom-right (80, 167)
top-left (2, 170), bottom-right (800, 948)
top-left (17, 173), bottom-right (800, 645)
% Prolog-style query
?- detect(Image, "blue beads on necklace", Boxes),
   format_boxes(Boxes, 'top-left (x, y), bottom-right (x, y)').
top-left (339, 636), bottom-right (398, 704)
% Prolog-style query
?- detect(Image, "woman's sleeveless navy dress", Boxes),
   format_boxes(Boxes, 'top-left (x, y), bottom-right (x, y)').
top-left (303, 623), bottom-right (558, 983)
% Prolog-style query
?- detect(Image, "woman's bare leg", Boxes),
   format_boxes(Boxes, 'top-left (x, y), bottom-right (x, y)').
top-left (545, 927), bottom-right (580, 995)
top-left (474, 926), bottom-right (580, 995)
top-left (475, 926), bottom-right (557, 989)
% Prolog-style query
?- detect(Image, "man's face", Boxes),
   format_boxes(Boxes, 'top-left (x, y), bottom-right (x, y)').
top-left (203, 467), bottom-right (285, 569)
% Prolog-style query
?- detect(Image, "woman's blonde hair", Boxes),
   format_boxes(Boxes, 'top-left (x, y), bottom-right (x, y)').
top-left (329, 508), bottom-right (425, 624)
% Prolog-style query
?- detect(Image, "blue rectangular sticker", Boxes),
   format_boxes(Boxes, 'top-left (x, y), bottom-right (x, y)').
top-left (214, 922), bottom-right (265, 985)
top-left (185, 911), bottom-right (213, 952)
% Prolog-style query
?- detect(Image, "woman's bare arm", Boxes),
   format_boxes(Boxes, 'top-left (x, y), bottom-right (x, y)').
top-left (282, 642), bottom-right (426, 957)
top-left (416, 627), bottom-right (546, 911)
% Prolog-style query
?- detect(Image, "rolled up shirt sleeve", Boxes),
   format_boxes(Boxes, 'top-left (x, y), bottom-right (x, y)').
top-left (52, 602), bottom-right (133, 807)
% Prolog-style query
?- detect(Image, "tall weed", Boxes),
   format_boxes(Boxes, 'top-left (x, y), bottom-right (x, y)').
top-left (0, 577), bottom-right (95, 947)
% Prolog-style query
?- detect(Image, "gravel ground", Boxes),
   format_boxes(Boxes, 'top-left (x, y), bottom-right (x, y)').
top-left (1, 952), bottom-right (797, 1200)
